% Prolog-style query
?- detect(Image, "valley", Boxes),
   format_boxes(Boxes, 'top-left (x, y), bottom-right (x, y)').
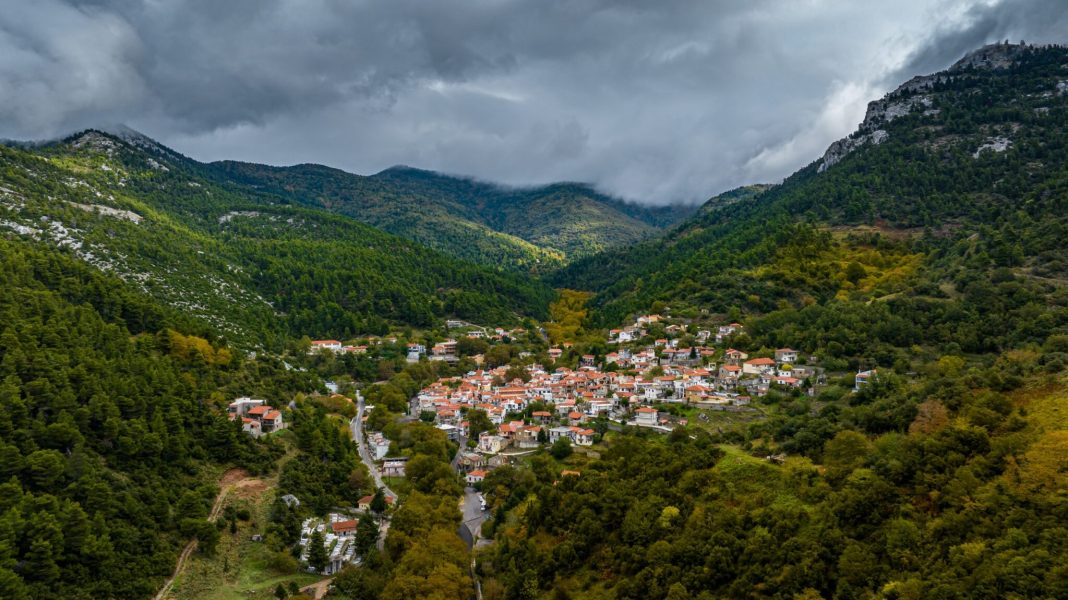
top-left (0, 39), bottom-right (1065, 600)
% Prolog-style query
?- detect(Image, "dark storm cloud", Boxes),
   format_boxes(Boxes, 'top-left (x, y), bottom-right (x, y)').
top-left (1, 1), bottom-right (1065, 203)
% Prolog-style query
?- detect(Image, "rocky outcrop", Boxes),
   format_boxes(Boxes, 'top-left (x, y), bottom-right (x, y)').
top-left (818, 129), bottom-right (888, 173)
top-left (948, 42), bottom-right (1030, 72)
top-left (973, 137), bottom-right (1012, 158)
top-left (818, 42), bottom-right (1039, 173)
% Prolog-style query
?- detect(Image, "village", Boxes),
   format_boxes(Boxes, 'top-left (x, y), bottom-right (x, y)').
top-left (227, 311), bottom-right (879, 578)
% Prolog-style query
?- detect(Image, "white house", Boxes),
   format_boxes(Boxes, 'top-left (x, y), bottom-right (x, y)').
top-left (775, 348), bottom-right (799, 364)
top-left (310, 340), bottom-right (343, 353)
top-left (634, 407), bottom-right (658, 426)
top-left (855, 369), bottom-right (877, 392)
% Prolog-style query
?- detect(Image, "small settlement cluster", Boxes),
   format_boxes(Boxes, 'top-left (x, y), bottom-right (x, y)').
top-left (410, 313), bottom-right (878, 476)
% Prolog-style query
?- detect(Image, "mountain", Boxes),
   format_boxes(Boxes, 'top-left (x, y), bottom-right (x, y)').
top-left (478, 43), bottom-right (1068, 600)
top-left (553, 42), bottom-right (1068, 335)
top-left (0, 130), bottom-right (553, 346)
top-left (212, 161), bottom-right (695, 270)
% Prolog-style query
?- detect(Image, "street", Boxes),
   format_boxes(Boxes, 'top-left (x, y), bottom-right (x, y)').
top-left (350, 393), bottom-right (397, 502)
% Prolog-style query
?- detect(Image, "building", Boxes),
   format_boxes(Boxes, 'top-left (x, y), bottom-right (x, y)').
top-left (466, 469), bottom-right (488, 484)
top-left (635, 407), bottom-right (658, 426)
top-left (382, 457), bottom-right (409, 477)
top-left (478, 433), bottom-right (506, 454)
top-left (331, 519), bottom-right (358, 538)
top-left (230, 398), bottom-right (285, 437)
top-left (775, 348), bottom-right (799, 364)
top-left (228, 397), bottom-right (265, 417)
top-left (743, 357), bottom-right (777, 376)
top-left (310, 340), bottom-right (343, 353)
top-left (855, 369), bottom-right (877, 392)
top-left (367, 432), bottom-right (391, 460)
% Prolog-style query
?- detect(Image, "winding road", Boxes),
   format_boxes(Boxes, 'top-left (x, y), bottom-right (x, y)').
top-left (350, 393), bottom-right (398, 502)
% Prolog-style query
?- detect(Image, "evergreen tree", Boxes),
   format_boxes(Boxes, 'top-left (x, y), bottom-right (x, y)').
top-left (307, 528), bottom-right (329, 573)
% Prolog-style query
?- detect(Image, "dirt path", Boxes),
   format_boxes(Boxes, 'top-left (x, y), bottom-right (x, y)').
top-left (152, 468), bottom-right (256, 600)
top-left (300, 577), bottom-right (335, 599)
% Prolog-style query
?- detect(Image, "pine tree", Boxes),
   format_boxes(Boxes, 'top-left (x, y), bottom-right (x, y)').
top-left (355, 512), bottom-right (378, 556)
top-left (307, 527), bottom-right (329, 573)
top-left (370, 488), bottom-right (387, 514)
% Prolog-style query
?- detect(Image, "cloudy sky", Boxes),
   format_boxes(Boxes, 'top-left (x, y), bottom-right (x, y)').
top-left (2, 0), bottom-right (1066, 204)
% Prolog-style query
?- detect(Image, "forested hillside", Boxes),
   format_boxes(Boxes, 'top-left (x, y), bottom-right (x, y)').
top-left (214, 162), bottom-right (694, 269)
top-left (553, 43), bottom-right (1068, 327)
top-left (475, 43), bottom-right (1068, 599)
top-left (0, 238), bottom-right (320, 598)
top-left (0, 132), bottom-right (553, 346)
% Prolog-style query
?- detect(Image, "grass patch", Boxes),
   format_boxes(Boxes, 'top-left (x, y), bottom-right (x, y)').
top-left (167, 451), bottom-right (323, 599)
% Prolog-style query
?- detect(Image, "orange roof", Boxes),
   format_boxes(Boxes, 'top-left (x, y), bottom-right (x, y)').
top-left (264, 410), bottom-right (282, 420)
top-left (468, 469), bottom-right (488, 477)
top-left (332, 520), bottom-right (358, 533)
top-left (247, 405), bottom-right (271, 416)
top-left (746, 358), bottom-right (776, 365)
top-left (636, 407), bottom-right (657, 413)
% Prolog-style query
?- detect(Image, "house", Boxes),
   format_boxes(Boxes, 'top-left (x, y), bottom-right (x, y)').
top-left (573, 428), bottom-right (595, 446)
top-left (436, 423), bottom-right (461, 442)
top-left (261, 409), bottom-right (285, 433)
top-left (407, 343), bottom-right (426, 362)
top-left (310, 340), bottom-right (343, 353)
top-left (331, 520), bottom-right (358, 538)
top-left (775, 348), bottom-right (799, 365)
top-left (531, 410), bottom-right (553, 424)
top-left (367, 432), bottom-right (391, 460)
top-left (723, 348), bottom-right (749, 365)
top-left (228, 397), bottom-right (265, 417)
top-left (430, 340), bottom-right (458, 361)
top-left (743, 357), bottom-right (776, 376)
top-left (382, 457), bottom-right (408, 477)
top-left (233, 400), bottom-right (285, 436)
top-left (456, 451), bottom-right (485, 472)
top-left (548, 347), bottom-right (563, 359)
top-left (548, 426), bottom-right (574, 443)
top-left (635, 407), bottom-right (658, 426)
top-left (772, 376), bottom-right (803, 388)
top-left (855, 369), bottom-right (877, 392)
top-left (478, 433), bottom-right (506, 454)
top-left (466, 469), bottom-right (488, 484)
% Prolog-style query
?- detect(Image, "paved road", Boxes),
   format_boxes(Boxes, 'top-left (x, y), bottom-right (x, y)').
top-left (350, 393), bottom-right (397, 502)
top-left (458, 486), bottom-right (487, 548)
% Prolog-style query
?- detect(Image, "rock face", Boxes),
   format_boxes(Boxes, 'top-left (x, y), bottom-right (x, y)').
top-left (818, 129), bottom-right (888, 173)
top-left (973, 137), bottom-right (1012, 158)
top-left (818, 42), bottom-right (1036, 172)
top-left (948, 42), bottom-right (1030, 71)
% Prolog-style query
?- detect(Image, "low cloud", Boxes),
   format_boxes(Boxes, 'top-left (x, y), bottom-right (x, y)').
top-left (2, 0), bottom-right (1065, 203)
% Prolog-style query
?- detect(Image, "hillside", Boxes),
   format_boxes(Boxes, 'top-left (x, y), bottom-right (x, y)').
top-left (0, 131), bottom-right (553, 346)
top-left (213, 161), bottom-right (695, 269)
top-left (0, 235), bottom-right (310, 598)
top-left (553, 43), bottom-right (1068, 332)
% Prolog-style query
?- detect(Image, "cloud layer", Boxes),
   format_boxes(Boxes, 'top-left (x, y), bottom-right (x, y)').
top-left (2, 0), bottom-right (1066, 203)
